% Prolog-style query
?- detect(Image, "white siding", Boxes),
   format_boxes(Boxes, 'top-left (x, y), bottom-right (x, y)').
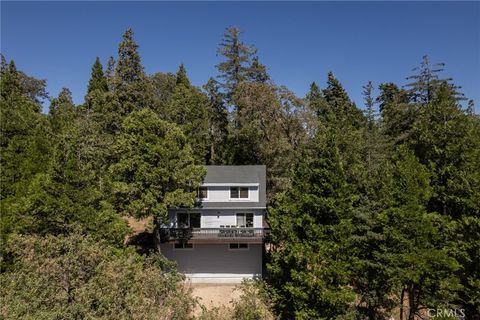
top-left (200, 186), bottom-right (259, 203)
top-left (160, 243), bottom-right (263, 283)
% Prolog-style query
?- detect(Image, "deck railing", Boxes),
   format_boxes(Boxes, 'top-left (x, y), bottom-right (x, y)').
top-left (159, 227), bottom-right (270, 242)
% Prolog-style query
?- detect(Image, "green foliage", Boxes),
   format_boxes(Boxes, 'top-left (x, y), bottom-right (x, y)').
top-left (110, 108), bottom-right (205, 219)
top-left (165, 65), bottom-right (211, 163)
top-left (231, 82), bottom-right (305, 198)
top-left (0, 233), bottom-right (196, 320)
top-left (87, 57), bottom-right (109, 95)
top-left (216, 26), bottom-right (257, 96)
top-left (267, 133), bottom-right (356, 319)
top-left (203, 77), bottom-right (230, 164)
top-left (230, 280), bottom-right (275, 320)
top-left (2, 29), bottom-right (479, 320)
top-left (0, 59), bottom-right (52, 250)
top-left (49, 88), bottom-right (76, 135)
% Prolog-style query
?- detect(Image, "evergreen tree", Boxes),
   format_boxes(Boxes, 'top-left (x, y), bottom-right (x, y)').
top-left (246, 56), bottom-right (270, 83)
top-left (110, 28), bottom-right (152, 131)
top-left (267, 132), bottom-right (356, 319)
top-left (410, 83), bottom-right (480, 317)
top-left (322, 71), bottom-right (365, 128)
top-left (305, 81), bottom-right (332, 128)
top-left (165, 65), bottom-right (211, 163)
top-left (115, 28), bottom-right (145, 86)
top-left (216, 26), bottom-right (256, 99)
top-left (105, 56), bottom-right (116, 90)
top-left (377, 146), bottom-right (460, 320)
top-left (175, 63), bottom-right (191, 87)
top-left (377, 82), bottom-right (415, 143)
top-left (203, 77), bottom-right (230, 164)
top-left (109, 108), bottom-right (205, 220)
top-left (49, 88), bottom-right (76, 135)
top-left (232, 82), bottom-right (304, 199)
top-left (86, 57), bottom-right (108, 95)
top-left (404, 55), bottom-right (465, 105)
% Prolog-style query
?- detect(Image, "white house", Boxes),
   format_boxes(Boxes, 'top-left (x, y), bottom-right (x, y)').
top-left (158, 165), bottom-right (269, 283)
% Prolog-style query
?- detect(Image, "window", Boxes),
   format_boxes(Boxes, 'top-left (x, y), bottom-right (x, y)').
top-left (229, 243), bottom-right (249, 249)
top-left (236, 213), bottom-right (254, 227)
top-left (177, 212), bottom-right (201, 228)
top-left (197, 186), bottom-right (208, 199)
top-left (230, 187), bottom-right (249, 199)
top-left (174, 243), bottom-right (193, 249)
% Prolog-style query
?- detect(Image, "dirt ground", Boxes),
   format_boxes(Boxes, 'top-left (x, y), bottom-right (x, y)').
top-left (189, 283), bottom-right (241, 314)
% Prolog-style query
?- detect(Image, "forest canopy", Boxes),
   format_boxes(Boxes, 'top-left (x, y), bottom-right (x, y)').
top-left (0, 27), bottom-right (479, 320)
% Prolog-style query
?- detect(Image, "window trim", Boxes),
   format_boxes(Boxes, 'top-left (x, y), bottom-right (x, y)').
top-left (229, 186), bottom-right (250, 200)
top-left (228, 243), bottom-right (249, 250)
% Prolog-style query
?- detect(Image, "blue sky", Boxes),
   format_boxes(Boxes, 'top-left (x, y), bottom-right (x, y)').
top-left (2, 1), bottom-right (479, 112)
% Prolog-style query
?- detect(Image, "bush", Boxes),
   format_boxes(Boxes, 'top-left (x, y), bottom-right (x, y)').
top-left (0, 233), bottom-right (196, 320)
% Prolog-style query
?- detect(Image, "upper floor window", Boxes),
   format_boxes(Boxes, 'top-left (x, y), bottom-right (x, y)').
top-left (230, 187), bottom-right (249, 199)
top-left (197, 186), bottom-right (208, 199)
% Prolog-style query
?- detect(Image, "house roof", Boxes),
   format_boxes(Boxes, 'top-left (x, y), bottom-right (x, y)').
top-left (203, 165), bottom-right (266, 184)
top-left (200, 165), bottom-right (266, 209)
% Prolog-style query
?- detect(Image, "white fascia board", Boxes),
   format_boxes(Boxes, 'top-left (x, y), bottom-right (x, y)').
top-left (201, 183), bottom-right (260, 187)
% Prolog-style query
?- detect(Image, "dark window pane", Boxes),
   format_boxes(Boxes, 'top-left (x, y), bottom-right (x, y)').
top-left (230, 187), bottom-right (239, 198)
top-left (246, 213), bottom-right (254, 227)
top-left (229, 243), bottom-right (239, 249)
top-left (240, 187), bottom-right (249, 198)
top-left (177, 213), bottom-right (188, 228)
top-left (190, 213), bottom-right (201, 228)
top-left (198, 187), bottom-right (208, 199)
top-left (239, 243), bottom-right (248, 249)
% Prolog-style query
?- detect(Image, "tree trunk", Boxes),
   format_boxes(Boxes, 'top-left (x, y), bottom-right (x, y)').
top-left (400, 287), bottom-right (405, 320)
top-left (408, 284), bottom-right (415, 320)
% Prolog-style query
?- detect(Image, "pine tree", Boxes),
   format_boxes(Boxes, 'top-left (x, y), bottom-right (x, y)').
top-left (175, 63), bottom-right (191, 87)
top-left (409, 83), bottom-right (480, 317)
top-left (115, 28), bottom-right (145, 86)
top-left (165, 65), bottom-right (211, 163)
top-left (49, 88), bottom-right (76, 135)
top-left (203, 77), bottom-right (230, 164)
top-left (377, 146), bottom-right (460, 320)
top-left (246, 56), bottom-right (270, 83)
top-left (109, 108), bottom-right (205, 220)
top-left (232, 82), bottom-right (304, 199)
top-left (404, 55), bottom-right (465, 105)
top-left (111, 28), bottom-right (151, 122)
top-left (323, 71), bottom-right (365, 128)
top-left (267, 132), bottom-right (356, 319)
top-left (305, 81), bottom-right (331, 126)
top-left (87, 57), bottom-right (108, 95)
top-left (216, 27), bottom-right (256, 99)
top-left (411, 83), bottom-right (479, 218)
top-left (377, 82), bottom-right (415, 143)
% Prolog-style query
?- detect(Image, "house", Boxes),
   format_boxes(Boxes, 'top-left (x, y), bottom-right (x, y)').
top-left (158, 165), bottom-right (269, 283)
